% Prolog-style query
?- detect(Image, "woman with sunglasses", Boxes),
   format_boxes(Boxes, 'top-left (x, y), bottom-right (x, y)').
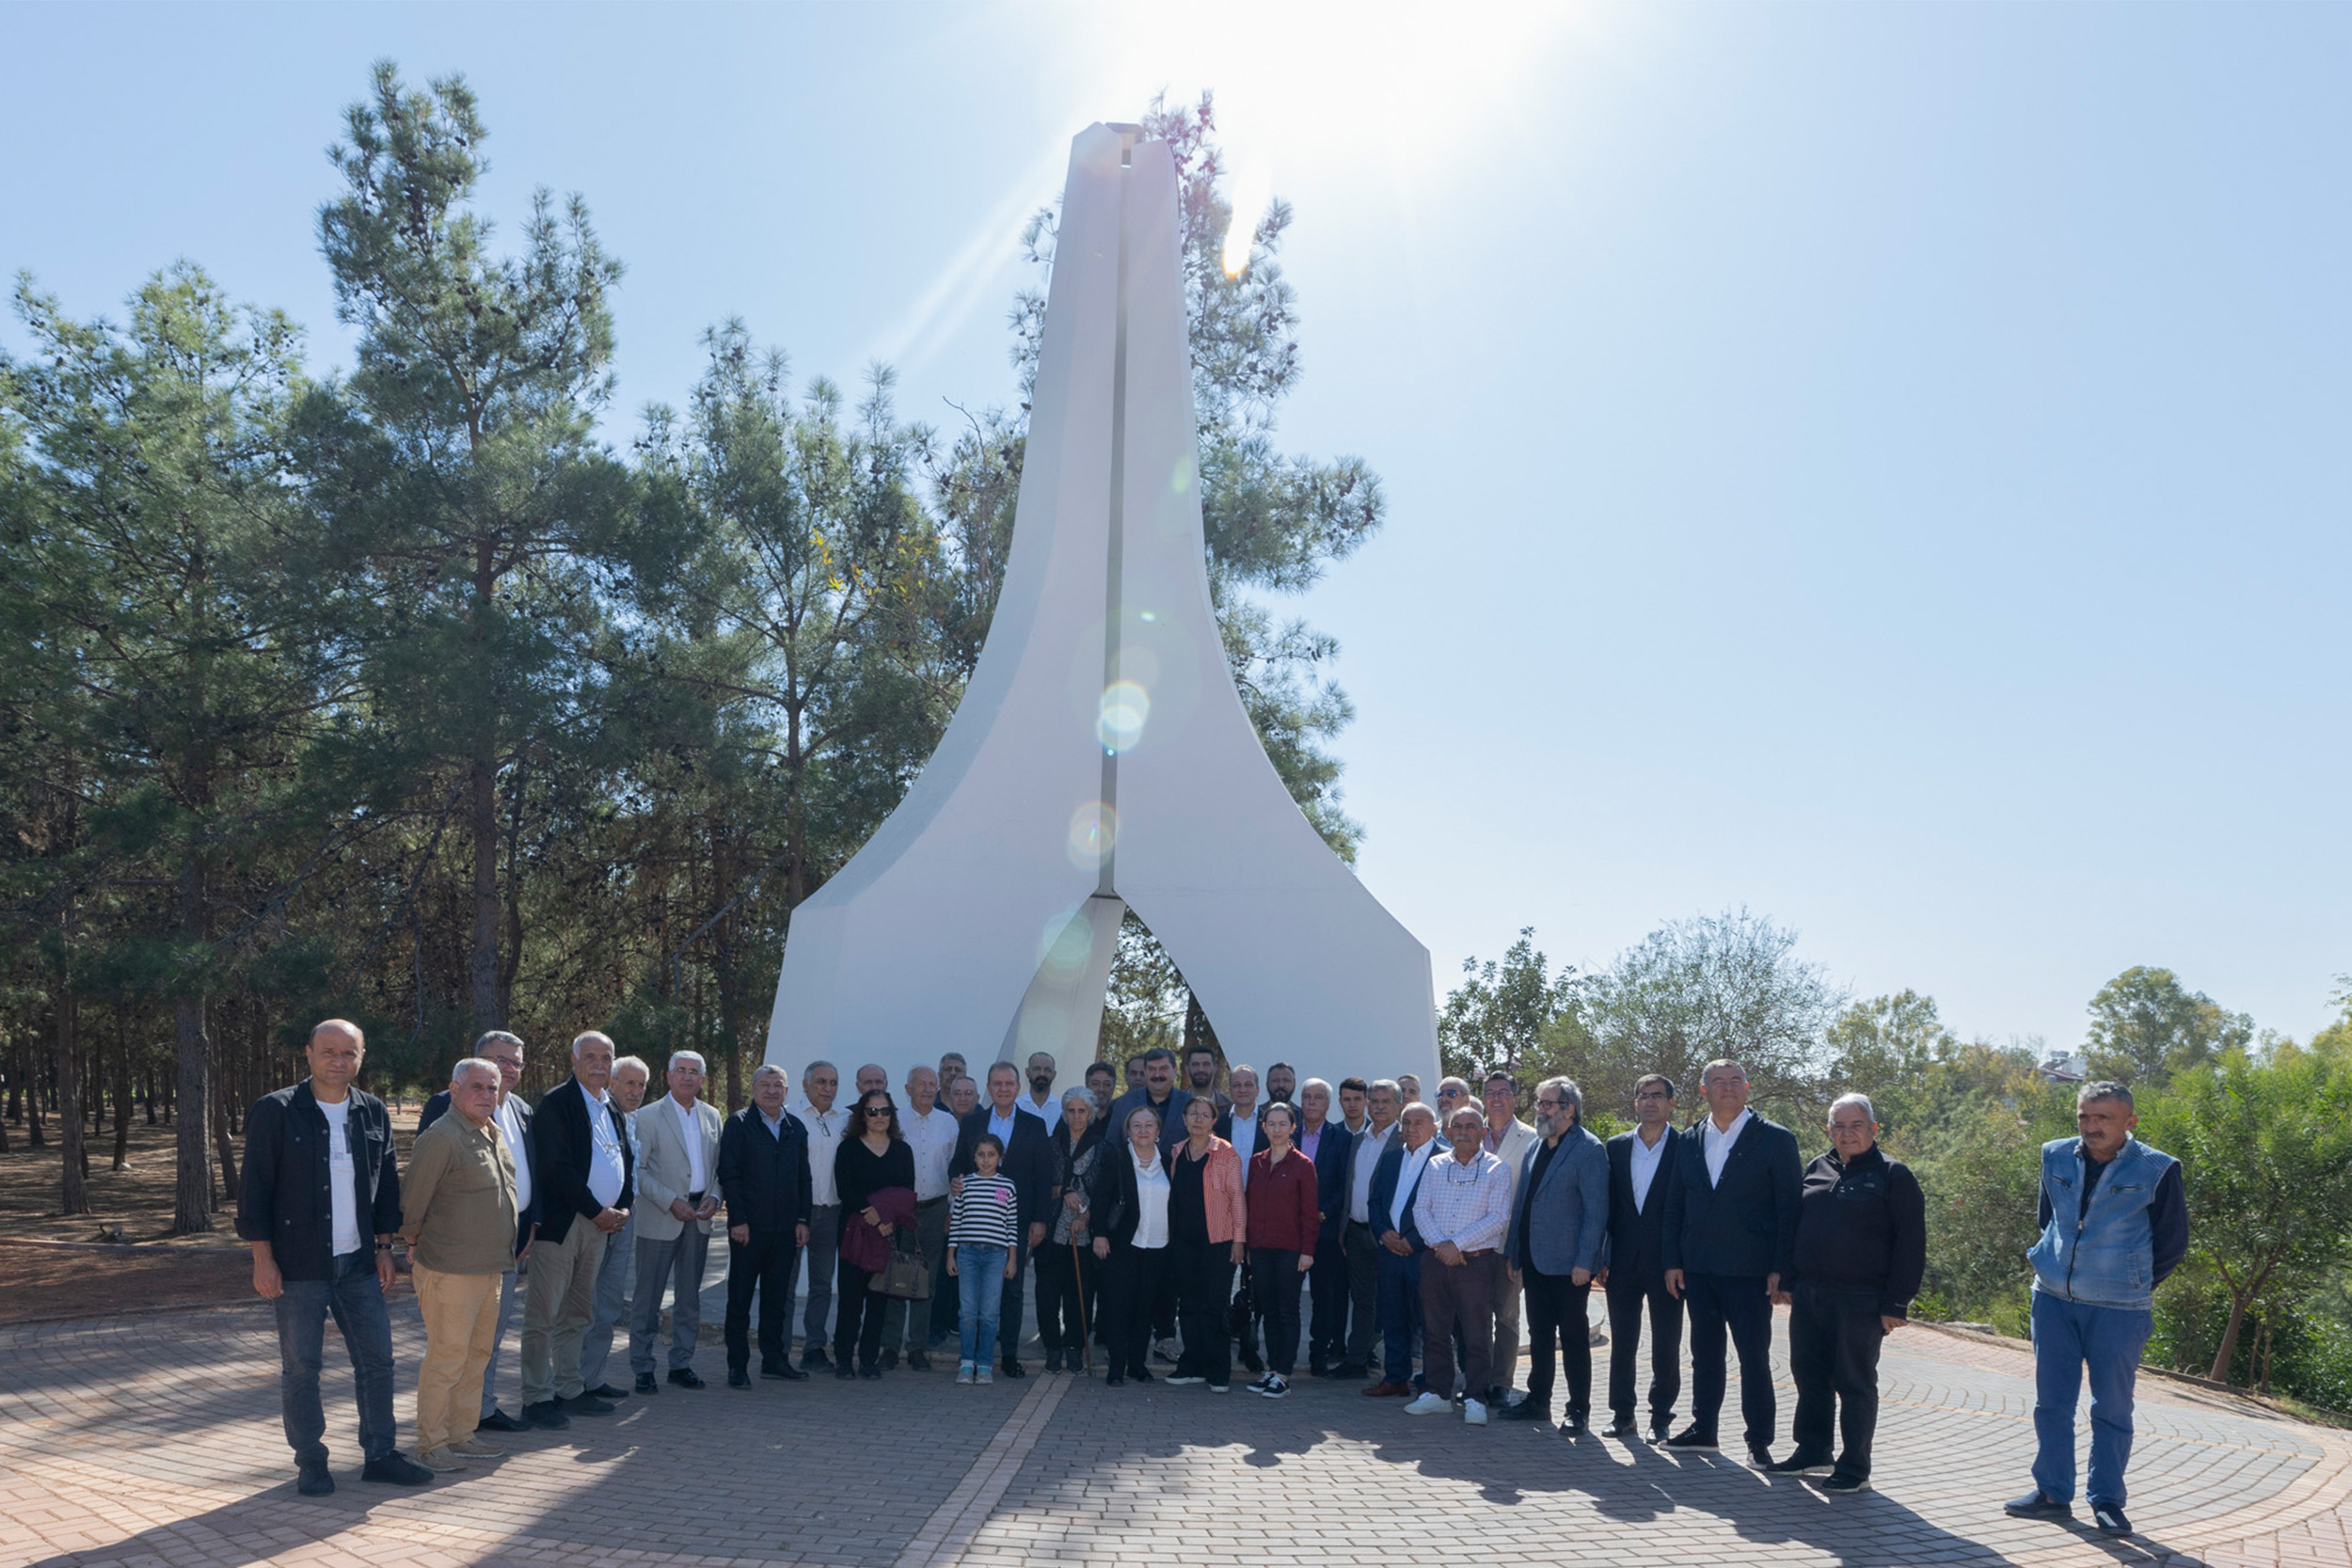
top-left (834, 1090), bottom-right (916, 1378)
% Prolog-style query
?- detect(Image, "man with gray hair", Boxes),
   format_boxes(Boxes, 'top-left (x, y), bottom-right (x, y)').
top-left (416, 1030), bottom-right (537, 1433)
top-left (400, 1056), bottom-right (518, 1471)
top-left (2007, 1081), bottom-right (2186, 1539)
top-left (1501, 1076), bottom-right (1609, 1433)
top-left (628, 1050), bottom-right (723, 1393)
top-left (1767, 1092), bottom-right (1924, 1492)
top-left (519, 1030), bottom-right (635, 1428)
top-left (791, 1061), bottom-right (846, 1370)
top-left (1404, 1102), bottom-right (1514, 1424)
top-left (577, 1053), bottom-right (649, 1399)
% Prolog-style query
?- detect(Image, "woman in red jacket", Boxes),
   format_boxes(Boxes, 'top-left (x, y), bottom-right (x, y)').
top-left (1244, 1101), bottom-right (1320, 1399)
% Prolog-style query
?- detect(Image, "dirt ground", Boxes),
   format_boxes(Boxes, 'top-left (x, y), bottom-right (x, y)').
top-left (0, 1105), bottom-right (423, 1323)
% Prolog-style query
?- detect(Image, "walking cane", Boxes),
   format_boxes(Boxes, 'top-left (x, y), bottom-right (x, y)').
top-left (1071, 1240), bottom-right (1093, 1374)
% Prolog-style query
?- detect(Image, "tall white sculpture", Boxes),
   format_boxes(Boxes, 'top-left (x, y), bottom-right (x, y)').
top-left (763, 123), bottom-right (1438, 1099)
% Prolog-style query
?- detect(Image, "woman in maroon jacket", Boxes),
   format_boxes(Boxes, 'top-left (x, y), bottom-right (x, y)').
top-left (1244, 1101), bottom-right (1321, 1399)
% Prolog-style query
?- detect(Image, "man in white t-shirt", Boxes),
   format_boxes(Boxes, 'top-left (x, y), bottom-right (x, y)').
top-left (885, 1064), bottom-right (960, 1366)
top-left (790, 1061), bottom-right (846, 1370)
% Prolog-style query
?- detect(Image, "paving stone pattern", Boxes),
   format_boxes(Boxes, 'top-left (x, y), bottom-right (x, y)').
top-left (0, 1294), bottom-right (2346, 1568)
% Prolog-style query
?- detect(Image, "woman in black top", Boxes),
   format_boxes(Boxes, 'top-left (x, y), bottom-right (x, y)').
top-left (1038, 1089), bottom-right (1106, 1371)
top-left (834, 1092), bottom-right (915, 1378)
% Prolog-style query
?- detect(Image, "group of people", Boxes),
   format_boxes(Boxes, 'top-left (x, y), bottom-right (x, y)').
top-left (240, 1027), bottom-right (2185, 1540)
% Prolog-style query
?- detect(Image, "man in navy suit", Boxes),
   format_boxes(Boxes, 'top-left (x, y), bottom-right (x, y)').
top-left (1362, 1101), bottom-right (1440, 1397)
top-left (951, 1061), bottom-right (1057, 1377)
top-left (1601, 1073), bottom-right (1685, 1439)
top-left (1297, 1078), bottom-right (1354, 1376)
top-left (1661, 1058), bottom-right (1803, 1465)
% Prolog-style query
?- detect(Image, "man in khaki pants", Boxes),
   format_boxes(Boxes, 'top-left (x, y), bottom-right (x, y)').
top-left (401, 1057), bottom-right (520, 1470)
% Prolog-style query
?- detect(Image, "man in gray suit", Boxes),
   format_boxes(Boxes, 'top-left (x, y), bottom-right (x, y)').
top-left (1500, 1075), bottom-right (1610, 1433)
top-left (629, 1050), bottom-right (724, 1392)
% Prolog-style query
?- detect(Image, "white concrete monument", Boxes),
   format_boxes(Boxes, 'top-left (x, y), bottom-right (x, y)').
top-left (762, 123), bottom-right (1438, 1100)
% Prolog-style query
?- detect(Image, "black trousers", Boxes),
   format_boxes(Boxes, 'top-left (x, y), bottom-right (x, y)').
top-left (834, 1258), bottom-right (887, 1370)
top-left (1686, 1271), bottom-right (1776, 1449)
top-left (1522, 1265), bottom-right (1595, 1421)
top-left (1251, 1247), bottom-right (1307, 1375)
top-left (1308, 1233), bottom-right (1346, 1367)
top-left (1790, 1283), bottom-right (1886, 1478)
top-left (1034, 1241), bottom-right (1097, 1357)
top-left (1171, 1237), bottom-right (1233, 1386)
top-left (724, 1230), bottom-right (800, 1373)
top-left (1103, 1243), bottom-right (1170, 1376)
top-left (1606, 1269), bottom-right (1684, 1426)
top-left (1343, 1221), bottom-right (1380, 1368)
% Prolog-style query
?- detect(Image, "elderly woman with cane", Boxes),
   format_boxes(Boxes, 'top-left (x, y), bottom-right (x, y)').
top-left (1037, 1089), bottom-right (1105, 1371)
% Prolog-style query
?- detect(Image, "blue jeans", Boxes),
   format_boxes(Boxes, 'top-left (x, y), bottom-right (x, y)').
top-left (957, 1244), bottom-right (1009, 1367)
top-left (579, 1217), bottom-right (633, 1389)
top-left (479, 1266), bottom-right (518, 1418)
top-left (271, 1249), bottom-right (397, 1468)
top-left (2032, 1291), bottom-right (2153, 1508)
top-left (1377, 1247), bottom-right (1423, 1386)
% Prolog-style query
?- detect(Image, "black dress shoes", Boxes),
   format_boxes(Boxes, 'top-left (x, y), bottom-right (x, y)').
top-left (360, 1452), bottom-right (435, 1486)
top-left (1000, 1359), bottom-right (1025, 1379)
top-left (762, 1362), bottom-right (808, 1381)
top-left (634, 1372), bottom-right (660, 1395)
top-left (478, 1408), bottom-right (528, 1433)
top-left (1601, 1417), bottom-right (1639, 1438)
top-left (582, 1383), bottom-right (629, 1400)
top-left (296, 1465), bottom-right (335, 1497)
top-left (668, 1367), bottom-right (707, 1389)
top-left (520, 1400), bottom-right (570, 1430)
top-left (726, 1368), bottom-right (752, 1388)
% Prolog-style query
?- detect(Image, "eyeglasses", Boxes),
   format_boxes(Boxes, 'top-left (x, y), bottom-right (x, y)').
top-left (865, 1106), bottom-right (894, 1117)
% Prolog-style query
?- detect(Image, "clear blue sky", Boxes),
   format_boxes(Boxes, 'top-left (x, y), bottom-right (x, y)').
top-left (8, 2), bottom-right (2346, 1054)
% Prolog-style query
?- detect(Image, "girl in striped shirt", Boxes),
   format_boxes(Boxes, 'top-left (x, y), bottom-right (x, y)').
top-left (947, 1134), bottom-right (1022, 1384)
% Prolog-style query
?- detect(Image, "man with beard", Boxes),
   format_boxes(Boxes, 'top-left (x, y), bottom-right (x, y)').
top-left (1017, 1052), bottom-right (1063, 1133)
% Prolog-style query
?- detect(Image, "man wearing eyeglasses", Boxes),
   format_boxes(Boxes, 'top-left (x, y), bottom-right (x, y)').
top-left (1501, 1077), bottom-right (1609, 1433)
top-left (1600, 1074), bottom-right (1685, 1440)
top-left (1402, 1104), bottom-right (1515, 1425)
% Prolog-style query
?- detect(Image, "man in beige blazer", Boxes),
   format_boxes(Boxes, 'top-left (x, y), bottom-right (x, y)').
top-left (628, 1050), bottom-right (724, 1392)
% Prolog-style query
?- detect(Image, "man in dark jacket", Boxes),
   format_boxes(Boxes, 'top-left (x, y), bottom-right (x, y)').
top-left (1362, 1101), bottom-right (1440, 1397)
top-left (716, 1064), bottom-right (813, 1386)
top-left (1661, 1057), bottom-right (1803, 1465)
top-left (952, 1061), bottom-right (1057, 1376)
top-left (1601, 1073), bottom-right (1684, 1440)
top-left (1766, 1092), bottom-right (1926, 1492)
top-left (520, 1030), bottom-right (635, 1427)
top-left (417, 1030), bottom-right (536, 1433)
top-left (1298, 1078), bottom-right (1354, 1376)
top-left (236, 1020), bottom-right (431, 1494)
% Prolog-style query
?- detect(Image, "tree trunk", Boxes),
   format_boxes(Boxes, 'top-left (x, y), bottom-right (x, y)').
top-left (25, 1036), bottom-right (46, 1147)
top-left (172, 996), bottom-right (214, 1231)
top-left (2209, 1291), bottom-right (2251, 1383)
top-left (211, 1037), bottom-right (240, 1205)
top-left (54, 980), bottom-right (87, 1212)
top-left (112, 1020), bottom-right (133, 1171)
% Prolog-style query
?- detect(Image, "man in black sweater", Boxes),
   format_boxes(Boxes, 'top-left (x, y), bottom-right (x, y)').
top-left (1661, 1058), bottom-right (1803, 1465)
top-left (1766, 1092), bottom-right (1926, 1492)
top-left (716, 1065), bottom-right (813, 1386)
top-left (1600, 1073), bottom-right (1685, 1440)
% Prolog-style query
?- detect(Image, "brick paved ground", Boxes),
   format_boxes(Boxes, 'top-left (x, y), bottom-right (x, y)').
top-left (2, 1288), bottom-right (2346, 1568)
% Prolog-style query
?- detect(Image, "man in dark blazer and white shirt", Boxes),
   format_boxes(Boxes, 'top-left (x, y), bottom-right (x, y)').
top-left (1661, 1058), bottom-right (1803, 1465)
top-left (1601, 1072), bottom-right (1685, 1439)
top-left (952, 1061), bottom-right (1057, 1377)
top-left (1297, 1079), bottom-right (1355, 1376)
top-left (521, 1030), bottom-right (635, 1428)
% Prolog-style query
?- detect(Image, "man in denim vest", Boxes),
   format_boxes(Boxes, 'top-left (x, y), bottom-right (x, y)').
top-left (2007, 1081), bottom-right (2187, 1540)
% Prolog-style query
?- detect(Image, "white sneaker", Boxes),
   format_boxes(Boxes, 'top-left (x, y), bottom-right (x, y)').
top-left (955, 1362), bottom-right (975, 1385)
top-left (976, 1365), bottom-right (993, 1385)
top-left (1165, 1374), bottom-right (1206, 1386)
top-left (1464, 1398), bottom-right (1489, 1425)
top-left (1257, 1375), bottom-right (1289, 1399)
top-left (1403, 1392), bottom-right (1451, 1416)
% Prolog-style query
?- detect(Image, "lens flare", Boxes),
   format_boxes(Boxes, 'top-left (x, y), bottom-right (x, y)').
top-left (1039, 904), bottom-right (1096, 974)
top-left (1065, 801), bottom-right (1117, 871)
top-left (1098, 679), bottom-right (1150, 752)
